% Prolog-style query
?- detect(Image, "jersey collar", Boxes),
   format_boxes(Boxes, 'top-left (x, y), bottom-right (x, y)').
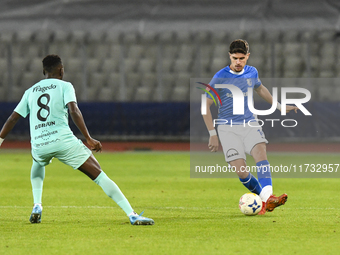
top-left (228, 66), bottom-right (245, 75)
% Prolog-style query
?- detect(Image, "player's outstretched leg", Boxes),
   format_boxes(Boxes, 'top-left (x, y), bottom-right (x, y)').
top-left (30, 160), bottom-right (45, 223)
top-left (79, 155), bottom-right (154, 225)
top-left (93, 171), bottom-right (155, 225)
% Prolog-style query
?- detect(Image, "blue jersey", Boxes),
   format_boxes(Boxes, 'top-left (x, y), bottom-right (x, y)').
top-left (206, 65), bottom-right (262, 124)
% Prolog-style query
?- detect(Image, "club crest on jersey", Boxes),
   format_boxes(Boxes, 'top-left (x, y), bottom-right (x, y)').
top-left (247, 79), bottom-right (252, 87)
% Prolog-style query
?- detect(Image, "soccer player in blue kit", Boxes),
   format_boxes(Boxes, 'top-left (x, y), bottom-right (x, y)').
top-left (202, 39), bottom-right (298, 214)
top-left (0, 55), bottom-right (154, 225)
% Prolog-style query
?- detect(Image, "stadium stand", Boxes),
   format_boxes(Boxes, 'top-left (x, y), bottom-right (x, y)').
top-left (0, 29), bottom-right (340, 103)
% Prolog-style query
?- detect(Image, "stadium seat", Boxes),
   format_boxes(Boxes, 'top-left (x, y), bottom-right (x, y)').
top-left (176, 72), bottom-right (190, 83)
top-left (171, 72), bottom-right (190, 101)
top-left (106, 30), bottom-right (122, 44)
top-left (134, 86), bottom-right (152, 101)
top-left (317, 30), bottom-right (335, 42)
top-left (10, 85), bottom-right (24, 101)
top-left (20, 72), bottom-right (39, 89)
top-left (144, 45), bottom-right (158, 59)
top-left (210, 58), bottom-right (228, 73)
top-left (0, 70), bottom-right (8, 95)
top-left (89, 71), bottom-right (106, 88)
top-left (98, 86), bottom-right (115, 102)
top-left (123, 58), bottom-right (139, 73)
top-left (283, 42), bottom-right (304, 56)
top-left (64, 58), bottom-right (83, 74)
top-left (173, 59), bottom-right (192, 73)
top-left (11, 58), bottom-right (28, 78)
top-left (212, 44), bottom-right (229, 59)
top-left (159, 31), bottom-right (176, 43)
top-left (319, 70), bottom-right (335, 78)
top-left (246, 30), bottom-right (264, 44)
top-left (140, 72), bottom-right (157, 89)
top-left (282, 57), bottom-right (304, 78)
top-left (250, 42), bottom-right (266, 56)
top-left (196, 31), bottom-right (211, 44)
top-left (101, 58), bottom-right (119, 73)
top-left (281, 30), bottom-right (300, 42)
top-left (107, 72), bottom-right (121, 86)
top-left (141, 31), bottom-right (157, 44)
top-left (88, 72), bottom-right (106, 100)
top-left (153, 73), bottom-right (175, 101)
top-left (320, 42), bottom-right (336, 60)
top-left (86, 58), bottom-right (101, 73)
top-left (123, 32), bottom-right (139, 44)
top-left (211, 31), bottom-right (229, 44)
top-left (161, 59), bottom-right (174, 73)
top-left (127, 45), bottom-right (144, 59)
top-left (0, 58), bottom-right (7, 73)
top-left (137, 58), bottom-right (156, 73)
top-left (162, 44), bottom-right (179, 59)
top-left (177, 44), bottom-right (194, 59)
top-left (317, 78), bottom-right (335, 101)
top-left (64, 73), bottom-right (84, 92)
top-left (125, 73), bottom-right (141, 101)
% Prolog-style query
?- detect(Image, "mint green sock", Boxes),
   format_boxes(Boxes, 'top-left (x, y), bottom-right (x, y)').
top-left (30, 160), bottom-right (45, 204)
top-left (94, 172), bottom-right (134, 216)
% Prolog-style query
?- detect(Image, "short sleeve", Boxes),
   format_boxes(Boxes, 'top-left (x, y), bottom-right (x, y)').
top-left (63, 82), bottom-right (77, 106)
top-left (14, 91), bottom-right (30, 118)
top-left (254, 68), bottom-right (262, 88)
top-left (205, 74), bottom-right (221, 100)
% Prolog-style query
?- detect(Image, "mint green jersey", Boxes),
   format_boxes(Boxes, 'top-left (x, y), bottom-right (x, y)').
top-left (14, 78), bottom-right (79, 152)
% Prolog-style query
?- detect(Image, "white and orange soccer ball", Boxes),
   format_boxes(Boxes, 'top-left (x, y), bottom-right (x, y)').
top-left (239, 193), bottom-right (262, 216)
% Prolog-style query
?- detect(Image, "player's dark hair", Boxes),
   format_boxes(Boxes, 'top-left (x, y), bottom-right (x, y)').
top-left (229, 39), bottom-right (249, 54)
top-left (42, 55), bottom-right (62, 73)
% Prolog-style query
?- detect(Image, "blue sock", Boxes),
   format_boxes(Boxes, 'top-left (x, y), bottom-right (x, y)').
top-left (256, 160), bottom-right (272, 188)
top-left (239, 173), bottom-right (262, 195)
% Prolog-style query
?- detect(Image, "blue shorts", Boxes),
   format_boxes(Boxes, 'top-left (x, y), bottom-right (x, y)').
top-left (31, 139), bottom-right (92, 169)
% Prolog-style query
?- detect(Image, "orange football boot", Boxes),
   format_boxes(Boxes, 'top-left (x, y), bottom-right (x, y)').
top-left (265, 194), bottom-right (288, 212)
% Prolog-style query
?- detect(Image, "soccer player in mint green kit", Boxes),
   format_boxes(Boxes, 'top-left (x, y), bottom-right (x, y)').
top-left (0, 54), bottom-right (154, 225)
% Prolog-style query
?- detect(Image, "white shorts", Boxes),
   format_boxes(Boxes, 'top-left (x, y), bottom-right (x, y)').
top-left (217, 124), bottom-right (268, 162)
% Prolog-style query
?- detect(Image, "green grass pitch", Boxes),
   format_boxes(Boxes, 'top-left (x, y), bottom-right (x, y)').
top-left (0, 150), bottom-right (339, 255)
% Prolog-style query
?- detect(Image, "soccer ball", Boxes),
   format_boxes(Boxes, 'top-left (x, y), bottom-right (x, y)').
top-left (239, 193), bottom-right (262, 216)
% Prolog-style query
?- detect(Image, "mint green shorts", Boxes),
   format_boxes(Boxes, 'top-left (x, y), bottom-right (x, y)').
top-left (31, 139), bottom-right (92, 169)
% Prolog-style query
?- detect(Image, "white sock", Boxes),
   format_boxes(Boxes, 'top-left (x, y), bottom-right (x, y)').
top-left (128, 211), bottom-right (138, 217)
top-left (259, 185), bottom-right (273, 202)
top-left (33, 203), bottom-right (42, 209)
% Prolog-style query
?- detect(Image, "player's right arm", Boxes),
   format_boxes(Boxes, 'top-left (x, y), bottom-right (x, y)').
top-left (0, 112), bottom-right (22, 146)
top-left (202, 97), bottom-right (219, 152)
top-left (67, 102), bottom-right (102, 152)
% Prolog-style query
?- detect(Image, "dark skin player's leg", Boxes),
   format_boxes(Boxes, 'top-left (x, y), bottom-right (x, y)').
top-left (78, 154), bottom-right (102, 180)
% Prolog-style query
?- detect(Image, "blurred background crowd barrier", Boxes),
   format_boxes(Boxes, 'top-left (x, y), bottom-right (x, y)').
top-left (0, 0), bottom-right (340, 141)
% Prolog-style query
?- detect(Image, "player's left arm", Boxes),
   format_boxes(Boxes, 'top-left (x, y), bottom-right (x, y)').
top-left (254, 84), bottom-right (298, 114)
top-left (0, 112), bottom-right (22, 146)
top-left (67, 101), bottom-right (102, 152)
